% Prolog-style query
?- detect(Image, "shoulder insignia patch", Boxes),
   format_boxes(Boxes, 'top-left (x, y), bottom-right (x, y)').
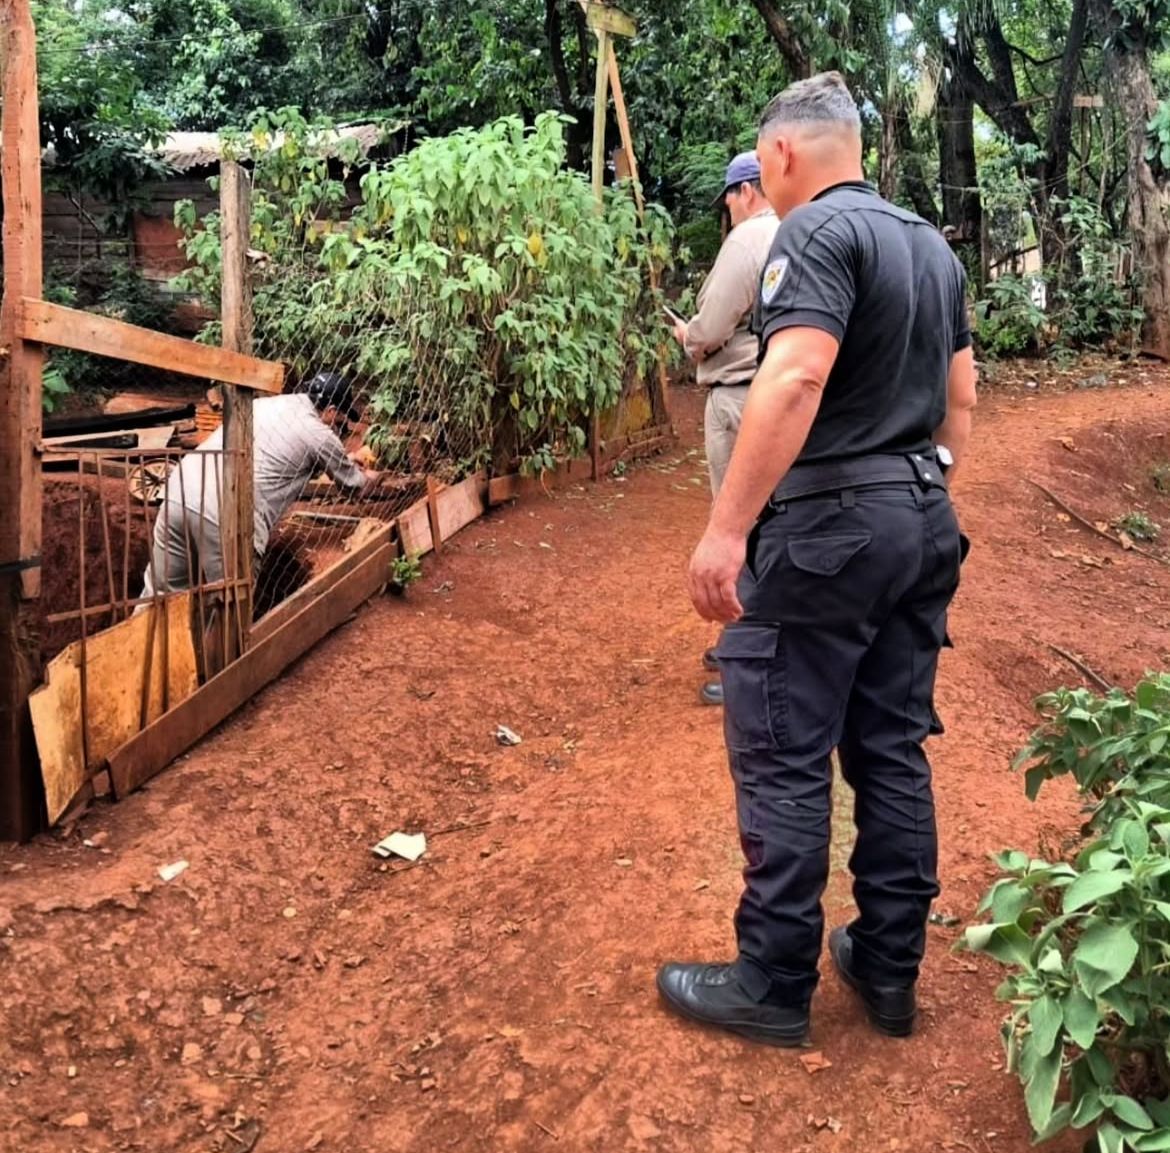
top-left (760, 256), bottom-right (789, 305)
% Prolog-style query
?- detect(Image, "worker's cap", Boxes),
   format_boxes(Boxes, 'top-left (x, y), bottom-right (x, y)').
top-left (305, 372), bottom-right (361, 422)
top-left (712, 151), bottom-right (762, 206)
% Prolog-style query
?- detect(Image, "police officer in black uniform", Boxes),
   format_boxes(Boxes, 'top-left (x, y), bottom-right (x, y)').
top-left (657, 72), bottom-right (977, 1046)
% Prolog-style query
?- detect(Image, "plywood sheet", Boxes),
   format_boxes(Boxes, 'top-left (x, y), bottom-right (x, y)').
top-left (31, 595), bottom-right (199, 824)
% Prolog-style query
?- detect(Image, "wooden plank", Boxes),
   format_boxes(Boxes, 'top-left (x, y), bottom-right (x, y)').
top-left (250, 521), bottom-right (392, 646)
top-left (436, 472), bottom-right (487, 542)
top-left (584, 2), bottom-right (636, 37)
top-left (397, 496), bottom-right (434, 558)
top-left (30, 595), bottom-right (198, 823)
top-left (19, 299), bottom-right (285, 394)
top-left (607, 41), bottom-right (644, 215)
top-left (108, 543), bottom-right (394, 799)
top-left (0, 0), bottom-right (46, 841)
top-left (1073, 93), bottom-right (1104, 108)
top-left (219, 159), bottom-right (255, 656)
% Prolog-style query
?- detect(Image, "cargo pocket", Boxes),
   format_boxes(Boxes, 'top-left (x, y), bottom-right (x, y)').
top-left (714, 623), bottom-right (785, 750)
top-left (786, 532), bottom-right (872, 576)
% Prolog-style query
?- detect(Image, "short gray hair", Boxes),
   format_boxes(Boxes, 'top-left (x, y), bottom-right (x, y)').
top-left (758, 72), bottom-right (861, 134)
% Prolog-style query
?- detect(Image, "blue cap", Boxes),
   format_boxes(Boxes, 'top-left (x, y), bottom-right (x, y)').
top-left (713, 151), bottom-right (762, 206)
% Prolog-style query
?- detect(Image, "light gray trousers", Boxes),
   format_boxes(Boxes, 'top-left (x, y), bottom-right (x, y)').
top-left (704, 384), bottom-right (750, 497)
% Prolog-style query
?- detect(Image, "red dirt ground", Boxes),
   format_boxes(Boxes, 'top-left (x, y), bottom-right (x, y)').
top-left (4, 361), bottom-right (1170, 1153)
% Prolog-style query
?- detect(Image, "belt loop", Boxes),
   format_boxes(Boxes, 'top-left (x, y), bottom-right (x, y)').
top-left (909, 483), bottom-right (924, 507)
top-left (840, 489), bottom-right (856, 509)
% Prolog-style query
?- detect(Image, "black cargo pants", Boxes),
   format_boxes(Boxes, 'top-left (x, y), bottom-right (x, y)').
top-left (714, 481), bottom-right (961, 1006)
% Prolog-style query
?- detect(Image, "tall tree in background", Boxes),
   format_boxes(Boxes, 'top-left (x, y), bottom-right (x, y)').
top-left (1091, 0), bottom-right (1170, 357)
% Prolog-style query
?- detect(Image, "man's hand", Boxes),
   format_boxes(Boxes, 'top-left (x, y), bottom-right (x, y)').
top-left (672, 321), bottom-right (688, 347)
top-left (358, 469), bottom-right (381, 498)
top-left (688, 524), bottom-right (746, 622)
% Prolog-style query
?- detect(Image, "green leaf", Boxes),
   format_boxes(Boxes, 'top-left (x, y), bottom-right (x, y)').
top-left (1024, 1044), bottom-right (1063, 1133)
top-left (1071, 1085), bottom-right (1105, 1128)
top-left (1074, 922), bottom-right (1139, 992)
top-left (1063, 988), bottom-right (1101, 1049)
top-left (1032, 1101), bottom-right (1073, 1143)
top-left (1029, 994), bottom-right (1064, 1057)
top-left (1064, 869), bottom-right (1132, 913)
top-left (1134, 1130), bottom-right (1170, 1151)
top-left (1111, 1095), bottom-right (1154, 1131)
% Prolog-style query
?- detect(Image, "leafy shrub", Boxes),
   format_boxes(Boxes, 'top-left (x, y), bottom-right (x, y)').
top-left (176, 108), bottom-right (676, 474)
top-left (975, 196), bottom-right (1142, 359)
top-left (1115, 512), bottom-right (1160, 543)
top-left (975, 275), bottom-right (1048, 357)
top-left (965, 674), bottom-right (1170, 1152)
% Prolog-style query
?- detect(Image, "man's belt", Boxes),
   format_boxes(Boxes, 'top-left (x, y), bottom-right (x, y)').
top-left (709, 377), bottom-right (754, 389)
top-left (771, 450), bottom-right (946, 503)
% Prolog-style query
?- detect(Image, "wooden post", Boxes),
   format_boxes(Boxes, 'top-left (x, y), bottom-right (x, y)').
top-left (607, 37), bottom-right (670, 426)
top-left (587, 24), bottom-right (611, 478)
top-left (219, 159), bottom-right (254, 659)
top-left (0, 0), bottom-right (45, 840)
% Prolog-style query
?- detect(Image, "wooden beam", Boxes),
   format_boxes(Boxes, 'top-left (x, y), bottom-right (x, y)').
top-left (0, 0), bottom-right (46, 841)
top-left (219, 160), bottom-right (255, 657)
top-left (108, 541), bottom-right (394, 799)
top-left (607, 40), bottom-right (643, 215)
top-left (584, 1), bottom-right (636, 37)
top-left (19, 299), bottom-right (284, 394)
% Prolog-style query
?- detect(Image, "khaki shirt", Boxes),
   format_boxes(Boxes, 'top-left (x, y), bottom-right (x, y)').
top-left (685, 210), bottom-right (780, 387)
top-left (169, 393), bottom-right (366, 556)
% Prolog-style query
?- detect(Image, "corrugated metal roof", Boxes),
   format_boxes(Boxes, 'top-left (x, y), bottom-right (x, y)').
top-left (156, 121), bottom-right (404, 172)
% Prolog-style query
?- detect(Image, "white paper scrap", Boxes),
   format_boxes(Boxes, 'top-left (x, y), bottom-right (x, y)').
top-left (372, 832), bottom-right (427, 862)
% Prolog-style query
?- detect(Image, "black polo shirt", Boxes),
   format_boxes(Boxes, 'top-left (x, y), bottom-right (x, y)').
top-left (752, 181), bottom-right (970, 464)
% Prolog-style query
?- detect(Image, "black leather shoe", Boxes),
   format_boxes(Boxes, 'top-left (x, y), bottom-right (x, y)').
top-left (702, 647), bottom-right (720, 672)
top-left (699, 680), bottom-right (724, 706)
top-left (656, 962), bottom-right (809, 1047)
top-left (829, 926), bottom-right (916, 1037)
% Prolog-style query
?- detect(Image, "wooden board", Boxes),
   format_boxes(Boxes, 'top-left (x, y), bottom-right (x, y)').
top-left (584, 2), bottom-right (636, 37)
top-left (19, 299), bottom-right (284, 394)
top-left (437, 472), bottom-right (487, 542)
top-left (108, 542), bottom-right (395, 799)
top-left (397, 496), bottom-right (433, 558)
top-left (30, 594), bottom-right (198, 824)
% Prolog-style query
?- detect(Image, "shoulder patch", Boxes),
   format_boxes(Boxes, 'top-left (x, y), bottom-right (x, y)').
top-left (760, 256), bottom-right (789, 305)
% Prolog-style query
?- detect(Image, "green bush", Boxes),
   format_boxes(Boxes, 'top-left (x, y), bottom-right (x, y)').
top-left (975, 197), bottom-right (1142, 359)
top-left (176, 108), bottom-right (676, 474)
top-left (964, 674), bottom-right (1170, 1153)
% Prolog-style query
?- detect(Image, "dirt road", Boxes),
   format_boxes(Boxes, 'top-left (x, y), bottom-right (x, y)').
top-left (3, 363), bottom-right (1169, 1152)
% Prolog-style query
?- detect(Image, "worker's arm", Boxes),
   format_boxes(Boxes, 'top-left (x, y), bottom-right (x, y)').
top-left (683, 235), bottom-right (759, 362)
top-left (312, 424), bottom-right (377, 494)
top-left (688, 326), bottom-right (839, 623)
top-left (933, 346), bottom-right (977, 474)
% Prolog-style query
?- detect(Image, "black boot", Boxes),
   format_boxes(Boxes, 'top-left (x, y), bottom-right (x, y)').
top-left (656, 962), bottom-right (809, 1047)
top-left (828, 927), bottom-right (916, 1037)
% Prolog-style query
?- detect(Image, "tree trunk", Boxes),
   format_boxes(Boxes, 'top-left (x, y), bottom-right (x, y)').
top-left (1098, 25), bottom-right (1170, 358)
top-left (879, 105), bottom-right (897, 201)
top-left (936, 58), bottom-right (980, 242)
top-left (545, 0), bottom-right (585, 169)
top-left (747, 0), bottom-right (811, 78)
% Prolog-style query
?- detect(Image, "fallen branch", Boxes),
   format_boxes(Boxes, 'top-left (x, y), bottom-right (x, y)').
top-left (535, 1121), bottom-right (561, 1141)
top-left (1046, 643), bottom-right (1113, 692)
top-left (1027, 479), bottom-right (1163, 563)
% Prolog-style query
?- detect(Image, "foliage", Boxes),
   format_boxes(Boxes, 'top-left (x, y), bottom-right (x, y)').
top-left (975, 276), bottom-right (1049, 357)
top-left (975, 196), bottom-right (1142, 357)
top-left (175, 110), bottom-right (675, 473)
top-left (965, 674), bottom-right (1170, 1152)
top-left (1147, 101), bottom-right (1170, 179)
top-left (390, 552), bottom-right (422, 591)
top-left (1151, 464), bottom-right (1170, 494)
top-left (1115, 512), bottom-right (1161, 542)
top-left (34, 0), bottom-right (171, 220)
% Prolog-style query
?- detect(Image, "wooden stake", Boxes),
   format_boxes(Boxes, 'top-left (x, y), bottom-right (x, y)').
top-left (0, 0), bottom-right (45, 840)
top-left (606, 38), bottom-right (670, 426)
top-left (426, 475), bottom-right (444, 555)
top-left (220, 159), bottom-right (255, 658)
top-left (591, 26), bottom-right (610, 207)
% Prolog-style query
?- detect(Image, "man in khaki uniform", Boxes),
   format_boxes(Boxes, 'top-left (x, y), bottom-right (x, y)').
top-left (674, 151), bottom-right (779, 705)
